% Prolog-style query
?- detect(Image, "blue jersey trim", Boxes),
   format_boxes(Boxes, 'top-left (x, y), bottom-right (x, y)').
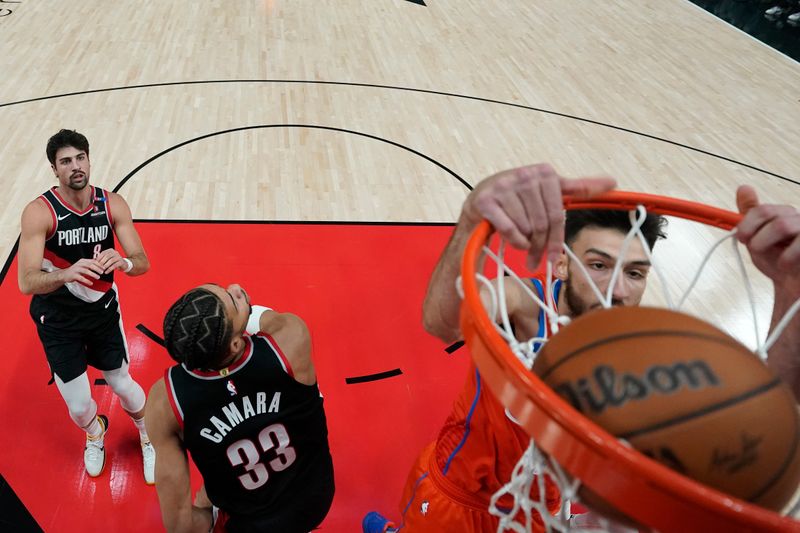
top-left (438, 278), bottom-right (560, 477)
top-left (530, 277), bottom-right (562, 351)
top-left (398, 471), bottom-right (429, 530)
top-left (442, 366), bottom-right (481, 476)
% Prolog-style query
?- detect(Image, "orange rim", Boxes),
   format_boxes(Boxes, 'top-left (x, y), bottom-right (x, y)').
top-left (460, 192), bottom-right (800, 532)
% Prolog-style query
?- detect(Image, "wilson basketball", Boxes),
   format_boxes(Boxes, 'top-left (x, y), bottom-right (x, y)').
top-left (532, 306), bottom-right (800, 512)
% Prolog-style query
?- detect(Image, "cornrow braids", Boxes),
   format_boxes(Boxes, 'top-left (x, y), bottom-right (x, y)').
top-left (163, 288), bottom-right (233, 370)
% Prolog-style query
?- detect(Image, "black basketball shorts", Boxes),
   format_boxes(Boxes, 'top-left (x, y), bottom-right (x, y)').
top-left (30, 291), bottom-right (128, 383)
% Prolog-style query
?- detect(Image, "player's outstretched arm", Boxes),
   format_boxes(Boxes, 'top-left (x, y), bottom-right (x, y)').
top-left (97, 192), bottom-right (150, 276)
top-left (18, 199), bottom-right (104, 294)
top-left (736, 186), bottom-right (800, 401)
top-left (146, 379), bottom-right (213, 533)
top-left (422, 164), bottom-right (615, 344)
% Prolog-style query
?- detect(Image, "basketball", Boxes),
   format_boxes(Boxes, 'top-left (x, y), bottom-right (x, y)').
top-left (532, 306), bottom-right (800, 513)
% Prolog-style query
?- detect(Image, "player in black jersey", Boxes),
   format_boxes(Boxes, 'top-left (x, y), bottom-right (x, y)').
top-left (146, 283), bottom-right (334, 533)
top-left (18, 129), bottom-right (155, 483)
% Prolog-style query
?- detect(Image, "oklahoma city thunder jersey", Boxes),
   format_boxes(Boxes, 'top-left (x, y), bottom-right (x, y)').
top-left (432, 277), bottom-right (562, 509)
top-left (35, 186), bottom-right (116, 306)
top-left (165, 333), bottom-right (334, 521)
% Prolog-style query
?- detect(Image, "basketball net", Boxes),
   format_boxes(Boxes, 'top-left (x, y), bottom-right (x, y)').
top-left (458, 204), bottom-right (800, 533)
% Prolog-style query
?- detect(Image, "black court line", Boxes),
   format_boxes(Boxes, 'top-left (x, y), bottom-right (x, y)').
top-left (137, 320), bottom-right (404, 386)
top-left (111, 124), bottom-right (470, 193)
top-left (0, 120), bottom-right (464, 286)
top-left (0, 237), bottom-right (18, 290)
top-left (131, 219), bottom-right (457, 227)
top-left (445, 340), bottom-right (465, 354)
top-left (0, 220), bottom-right (457, 286)
top-left (0, 474), bottom-right (43, 533)
top-left (345, 368), bottom-right (403, 384)
top-left (136, 323), bottom-right (165, 347)
top-left (137, 318), bottom-right (404, 385)
top-left (0, 79), bottom-right (794, 186)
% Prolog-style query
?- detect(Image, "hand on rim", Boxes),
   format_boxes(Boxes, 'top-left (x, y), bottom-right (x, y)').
top-left (462, 164), bottom-right (617, 269)
top-left (736, 185), bottom-right (800, 293)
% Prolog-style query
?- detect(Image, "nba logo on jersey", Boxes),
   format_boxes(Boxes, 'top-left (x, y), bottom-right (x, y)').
top-left (226, 380), bottom-right (238, 396)
top-left (420, 501), bottom-right (429, 515)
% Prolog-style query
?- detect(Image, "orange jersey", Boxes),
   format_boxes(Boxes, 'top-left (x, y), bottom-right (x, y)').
top-left (398, 278), bottom-right (562, 531)
top-left (434, 363), bottom-right (538, 506)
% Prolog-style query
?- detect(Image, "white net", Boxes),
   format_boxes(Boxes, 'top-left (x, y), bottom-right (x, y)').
top-left (458, 205), bottom-right (800, 533)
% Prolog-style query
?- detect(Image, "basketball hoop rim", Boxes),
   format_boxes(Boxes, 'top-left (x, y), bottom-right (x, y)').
top-left (460, 191), bottom-right (799, 532)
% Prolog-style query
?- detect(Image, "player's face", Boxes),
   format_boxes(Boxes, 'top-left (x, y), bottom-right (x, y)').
top-left (51, 146), bottom-right (90, 191)
top-left (202, 283), bottom-right (251, 337)
top-left (556, 227), bottom-right (651, 317)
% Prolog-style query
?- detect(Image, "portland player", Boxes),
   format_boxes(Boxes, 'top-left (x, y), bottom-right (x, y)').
top-left (18, 129), bottom-right (154, 482)
top-left (146, 284), bottom-right (334, 532)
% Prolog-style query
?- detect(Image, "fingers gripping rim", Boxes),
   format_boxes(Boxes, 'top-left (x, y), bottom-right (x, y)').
top-left (459, 192), bottom-right (799, 532)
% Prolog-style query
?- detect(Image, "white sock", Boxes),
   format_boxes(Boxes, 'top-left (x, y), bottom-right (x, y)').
top-left (132, 415), bottom-right (149, 444)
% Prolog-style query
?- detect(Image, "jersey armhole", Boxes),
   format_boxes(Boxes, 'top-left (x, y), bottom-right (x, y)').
top-left (103, 189), bottom-right (115, 227)
top-left (39, 197), bottom-right (57, 240)
top-left (164, 369), bottom-right (185, 431)
top-left (257, 333), bottom-right (295, 379)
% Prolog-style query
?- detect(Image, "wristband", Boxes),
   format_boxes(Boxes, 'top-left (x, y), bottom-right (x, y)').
top-left (246, 305), bottom-right (273, 335)
top-left (122, 258), bottom-right (133, 273)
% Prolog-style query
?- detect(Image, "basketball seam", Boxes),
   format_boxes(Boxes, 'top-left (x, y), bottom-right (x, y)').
top-left (538, 330), bottom-right (747, 381)
top-left (619, 377), bottom-right (782, 440)
top-left (746, 398), bottom-right (800, 504)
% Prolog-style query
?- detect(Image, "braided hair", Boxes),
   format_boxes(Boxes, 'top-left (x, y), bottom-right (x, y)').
top-left (163, 288), bottom-right (233, 370)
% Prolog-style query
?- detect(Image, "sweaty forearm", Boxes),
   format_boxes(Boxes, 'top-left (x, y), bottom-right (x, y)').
top-left (767, 285), bottom-right (800, 402)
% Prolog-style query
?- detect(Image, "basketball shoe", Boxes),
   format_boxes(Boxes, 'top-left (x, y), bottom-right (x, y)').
top-left (84, 414), bottom-right (108, 477)
top-left (362, 512), bottom-right (398, 533)
top-left (142, 440), bottom-right (156, 485)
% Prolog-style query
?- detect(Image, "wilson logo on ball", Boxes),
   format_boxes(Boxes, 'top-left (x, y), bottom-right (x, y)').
top-left (553, 361), bottom-right (721, 415)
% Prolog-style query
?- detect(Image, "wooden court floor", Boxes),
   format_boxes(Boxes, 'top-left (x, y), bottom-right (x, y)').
top-left (0, 1), bottom-right (799, 531)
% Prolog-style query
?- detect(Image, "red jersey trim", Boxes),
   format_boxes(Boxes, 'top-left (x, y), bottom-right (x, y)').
top-left (212, 509), bottom-right (230, 533)
top-left (164, 370), bottom-right (185, 430)
top-left (103, 190), bottom-right (115, 227)
top-left (184, 335), bottom-right (255, 379)
top-left (86, 278), bottom-right (113, 293)
top-left (43, 249), bottom-right (113, 293)
top-left (39, 197), bottom-right (57, 240)
top-left (50, 186), bottom-right (95, 215)
top-left (43, 249), bottom-right (70, 269)
top-left (258, 332), bottom-right (294, 379)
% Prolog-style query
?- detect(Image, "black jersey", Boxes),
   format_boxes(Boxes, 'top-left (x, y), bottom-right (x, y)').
top-left (165, 333), bottom-right (334, 528)
top-left (35, 186), bottom-right (116, 307)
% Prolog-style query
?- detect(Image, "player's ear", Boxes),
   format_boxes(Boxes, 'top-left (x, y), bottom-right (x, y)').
top-left (229, 334), bottom-right (245, 357)
top-left (554, 252), bottom-right (569, 280)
